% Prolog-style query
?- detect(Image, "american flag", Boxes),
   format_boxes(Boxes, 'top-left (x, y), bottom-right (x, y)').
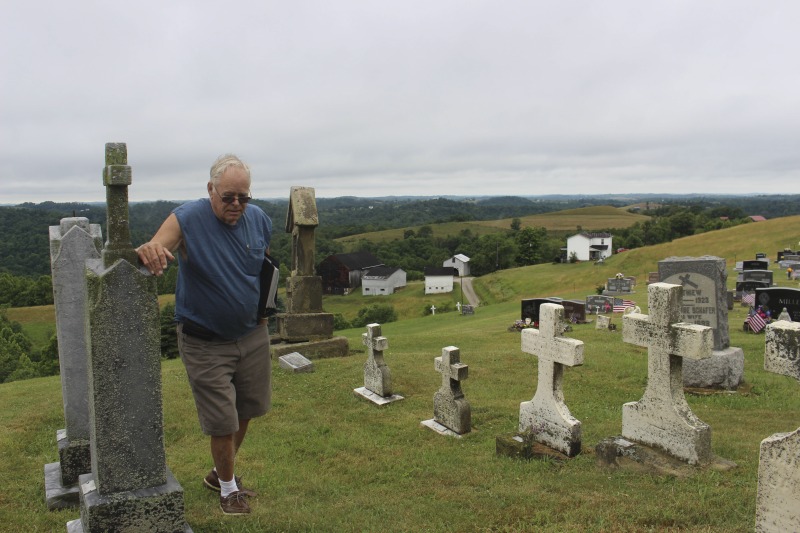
top-left (742, 292), bottom-right (756, 306)
top-left (613, 299), bottom-right (636, 313)
top-left (747, 313), bottom-right (767, 333)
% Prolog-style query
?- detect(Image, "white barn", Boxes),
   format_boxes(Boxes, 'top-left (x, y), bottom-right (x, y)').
top-left (443, 254), bottom-right (470, 277)
top-left (361, 267), bottom-right (407, 296)
top-left (424, 266), bottom-right (457, 294)
top-left (566, 232), bottom-right (613, 262)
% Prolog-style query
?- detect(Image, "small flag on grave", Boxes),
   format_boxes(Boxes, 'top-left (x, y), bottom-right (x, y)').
top-left (747, 313), bottom-right (767, 333)
top-left (742, 292), bottom-right (755, 306)
top-left (613, 299), bottom-right (636, 312)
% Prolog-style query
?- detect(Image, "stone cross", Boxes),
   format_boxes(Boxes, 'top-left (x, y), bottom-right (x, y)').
top-left (362, 323), bottom-right (392, 397)
top-left (519, 303), bottom-right (584, 457)
top-left (434, 346), bottom-right (471, 434)
top-left (68, 143), bottom-right (188, 532)
top-left (756, 321), bottom-right (800, 531)
top-left (621, 282), bottom-right (714, 465)
top-left (456, 302), bottom-right (462, 313)
top-left (430, 305), bottom-right (436, 315)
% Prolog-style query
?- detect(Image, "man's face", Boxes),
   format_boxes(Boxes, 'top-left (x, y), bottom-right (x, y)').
top-left (208, 166), bottom-right (251, 225)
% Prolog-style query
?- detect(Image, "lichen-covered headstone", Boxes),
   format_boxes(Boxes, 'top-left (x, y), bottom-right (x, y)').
top-left (518, 304), bottom-right (584, 456)
top-left (621, 282), bottom-right (714, 464)
top-left (45, 217), bottom-right (102, 509)
top-left (426, 346), bottom-right (471, 435)
top-left (755, 321), bottom-right (800, 531)
top-left (67, 143), bottom-right (189, 533)
top-left (353, 323), bottom-right (403, 406)
top-left (659, 256), bottom-right (744, 390)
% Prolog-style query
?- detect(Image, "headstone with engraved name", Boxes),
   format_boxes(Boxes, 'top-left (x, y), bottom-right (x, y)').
top-left (756, 287), bottom-right (800, 323)
top-left (586, 295), bottom-right (614, 315)
top-left (739, 269), bottom-right (774, 287)
top-left (605, 278), bottom-right (633, 294)
top-left (44, 218), bottom-right (103, 510)
top-left (67, 143), bottom-right (189, 533)
top-left (421, 346), bottom-right (470, 436)
top-left (743, 260), bottom-right (770, 271)
top-left (278, 352), bottom-right (314, 373)
top-left (659, 256), bottom-right (744, 390)
top-left (755, 321), bottom-right (800, 531)
top-left (561, 300), bottom-right (586, 323)
top-left (518, 304), bottom-right (584, 456)
top-left (647, 272), bottom-right (660, 284)
top-left (521, 297), bottom-right (561, 324)
top-left (620, 283), bottom-right (715, 464)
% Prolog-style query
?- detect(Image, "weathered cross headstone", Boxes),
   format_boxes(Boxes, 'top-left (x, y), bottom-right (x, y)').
top-left (621, 282), bottom-right (714, 464)
top-left (45, 218), bottom-right (103, 509)
top-left (67, 143), bottom-right (189, 533)
top-left (354, 323), bottom-right (403, 405)
top-left (422, 346), bottom-right (470, 436)
top-left (755, 321), bottom-right (800, 531)
top-left (659, 256), bottom-right (744, 390)
top-left (518, 304), bottom-right (584, 456)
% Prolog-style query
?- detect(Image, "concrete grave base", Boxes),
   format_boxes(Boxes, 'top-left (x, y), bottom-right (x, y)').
top-left (56, 430), bottom-right (91, 486)
top-left (353, 386), bottom-right (404, 406)
top-left (595, 437), bottom-right (737, 477)
top-left (495, 434), bottom-right (571, 462)
top-left (421, 419), bottom-right (463, 438)
top-left (45, 462), bottom-right (79, 510)
top-left (70, 468), bottom-right (190, 533)
top-left (683, 346), bottom-right (744, 390)
top-left (271, 336), bottom-right (349, 359)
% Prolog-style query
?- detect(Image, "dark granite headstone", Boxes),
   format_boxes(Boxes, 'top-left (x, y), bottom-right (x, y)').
top-left (585, 295), bottom-right (614, 315)
top-left (756, 287), bottom-right (800, 322)
top-left (521, 298), bottom-right (561, 324)
top-left (736, 280), bottom-right (771, 298)
top-left (606, 278), bottom-right (633, 293)
top-left (739, 269), bottom-right (774, 286)
top-left (561, 300), bottom-right (586, 323)
top-left (742, 260), bottom-right (769, 271)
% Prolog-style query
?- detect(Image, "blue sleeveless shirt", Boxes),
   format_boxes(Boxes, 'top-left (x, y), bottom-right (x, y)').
top-left (173, 199), bottom-right (272, 340)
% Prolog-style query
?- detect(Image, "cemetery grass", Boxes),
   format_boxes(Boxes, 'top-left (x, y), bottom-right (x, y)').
top-left (2, 302), bottom-right (798, 532)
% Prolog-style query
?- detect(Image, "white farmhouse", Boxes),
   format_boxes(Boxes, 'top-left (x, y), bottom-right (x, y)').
top-left (424, 266), bottom-right (457, 294)
top-left (443, 254), bottom-right (470, 277)
top-left (361, 266), bottom-right (407, 296)
top-left (566, 232), bottom-right (613, 262)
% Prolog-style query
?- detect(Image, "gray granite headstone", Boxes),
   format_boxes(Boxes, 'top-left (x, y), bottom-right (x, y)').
top-left (67, 143), bottom-right (190, 533)
top-left (518, 304), bottom-right (584, 456)
top-left (45, 218), bottom-right (102, 509)
top-left (621, 283), bottom-right (714, 465)
top-left (423, 346), bottom-right (470, 435)
top-left (755, 321), bottom-right (800, 531)
top-left (354, 323), bottom-right (403, 405)
top-left (659, 256), bottom-right (744, 390)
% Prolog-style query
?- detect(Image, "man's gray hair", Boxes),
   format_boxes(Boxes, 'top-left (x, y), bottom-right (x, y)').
top-left (209, 154), bottom-right (251, 186)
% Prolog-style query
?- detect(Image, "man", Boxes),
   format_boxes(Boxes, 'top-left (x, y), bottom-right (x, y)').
top-left (137, 154), bottom-right (272, 516)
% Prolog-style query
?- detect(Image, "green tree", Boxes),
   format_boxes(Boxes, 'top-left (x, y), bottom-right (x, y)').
top-left (159, 302), bottom-right (179, 359)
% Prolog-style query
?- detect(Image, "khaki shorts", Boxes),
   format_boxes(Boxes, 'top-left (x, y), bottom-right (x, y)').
top-left (177, 323), bottom-right (272, 436)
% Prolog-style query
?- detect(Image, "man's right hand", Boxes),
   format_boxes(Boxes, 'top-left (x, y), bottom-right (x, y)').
top-left (137, 242), bottom-right (175, 276)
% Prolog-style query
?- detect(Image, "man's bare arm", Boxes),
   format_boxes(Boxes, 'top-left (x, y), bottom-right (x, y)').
top-left (136, 213), bottom-right (182, 276)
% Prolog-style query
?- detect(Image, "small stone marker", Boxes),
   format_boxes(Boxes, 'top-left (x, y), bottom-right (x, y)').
top-left (595, 315), bottom-right (611, 330)
top-left (422, 346), bottom-right (470, 436)
top-left (518, 304), bottom-right (584, 456)
top-left (621, 282), bottom-right (714, 464)
top-left (278, 352), bottom-right (314, 373)
top-left (755, 321), bottom-right (800, 531)
top-left (430, 305), bottom-right (436, 315)
top-left (354, 323), bottom-right (403, 405)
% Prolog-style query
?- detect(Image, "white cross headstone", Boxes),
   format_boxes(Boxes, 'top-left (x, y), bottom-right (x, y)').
top-left (433, 346), bottom-right (470, 434)
top-left (519, 303), bottom-right (584, 456)
top-left (361, 323), bottom-right (391, 397)
top-left (622, 282), bottom-right (714, 464)
top-left (456, 302), bottom-right (462, 313)
top-left (430, 305), bottom-right (436, 315)
top-left (755, 321), bottom-right (800, 531)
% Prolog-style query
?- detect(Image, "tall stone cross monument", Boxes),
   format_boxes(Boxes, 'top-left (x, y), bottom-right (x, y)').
top-left (45, 217), bottom-right (102, 509)
top-left (621, 282), bottom-right (714, 465)
top-left (519, 303), bottom-right (584, 457)
top-left (67, 143), bottom-right (189, 533)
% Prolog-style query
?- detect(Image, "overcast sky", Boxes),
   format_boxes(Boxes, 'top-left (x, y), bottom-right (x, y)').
top-left (2, 1), bottom-right (798, 204)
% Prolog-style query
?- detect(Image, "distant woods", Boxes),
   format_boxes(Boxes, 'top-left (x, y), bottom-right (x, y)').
top-left (0, 195), bottom-right (796, 307)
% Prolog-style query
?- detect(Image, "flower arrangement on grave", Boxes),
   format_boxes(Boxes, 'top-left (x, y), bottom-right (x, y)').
top-left (615, 272), bottom-right (624, 279)
top-left (508, 319), bottom-right (536, 332)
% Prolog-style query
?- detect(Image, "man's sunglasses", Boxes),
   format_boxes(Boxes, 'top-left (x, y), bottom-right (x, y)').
top-left (213, 187), bottom-right (252, 204)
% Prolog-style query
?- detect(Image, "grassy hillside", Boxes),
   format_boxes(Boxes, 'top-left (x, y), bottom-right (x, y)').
top-left (336, 204), bottom-right (648, 246)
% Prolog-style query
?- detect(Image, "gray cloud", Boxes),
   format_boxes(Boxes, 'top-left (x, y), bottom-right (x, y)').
top-left (2, 0), bottom-right (799, 203)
